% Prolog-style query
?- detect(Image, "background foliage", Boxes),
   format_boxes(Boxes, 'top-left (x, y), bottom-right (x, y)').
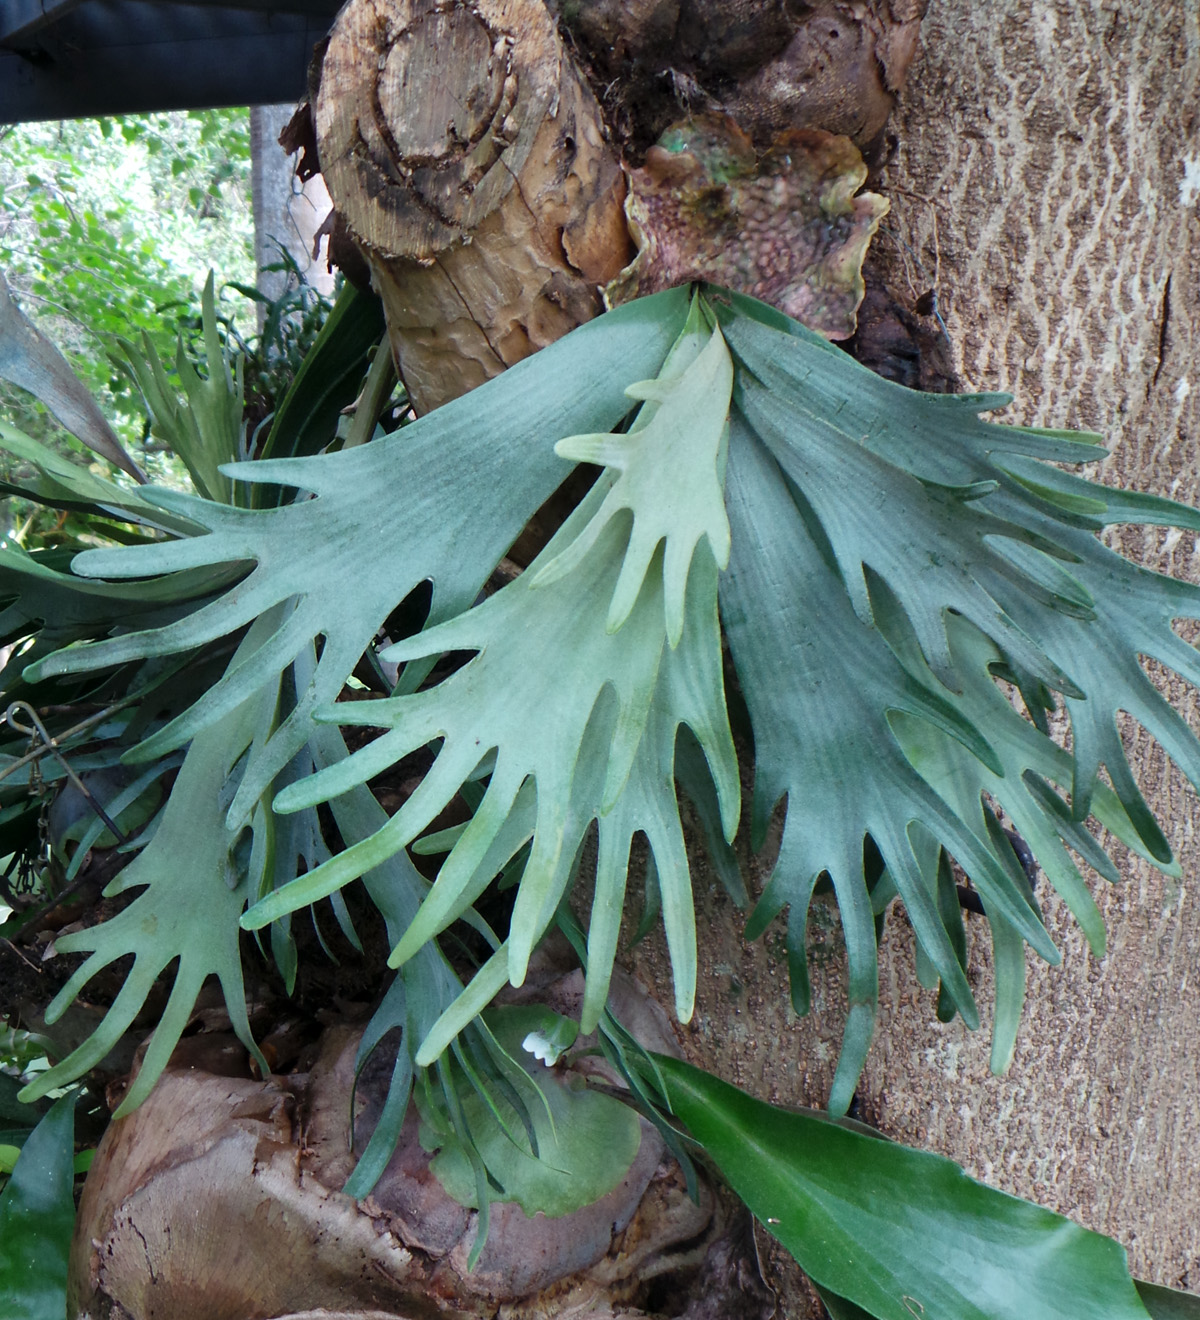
top-left (0, 110), bottom-right (254, 504)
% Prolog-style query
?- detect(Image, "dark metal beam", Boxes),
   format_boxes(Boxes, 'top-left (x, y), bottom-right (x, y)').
top-left (0, 0), bottom-right (342, 123)
top-left (0, 0), bottom-right (87, 47)
top-left (138, 0), bottom-right (342, 14)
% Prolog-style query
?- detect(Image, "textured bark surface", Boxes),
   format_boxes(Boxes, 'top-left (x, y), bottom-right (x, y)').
top-left (554, 0), bottom-right (927, 158)
top-left (627, 3), bottom-right (1200, 1313)
top-left (68, 972), bottom-right (766, 1319)
top-left (315, 0), bottom-right (631, 413)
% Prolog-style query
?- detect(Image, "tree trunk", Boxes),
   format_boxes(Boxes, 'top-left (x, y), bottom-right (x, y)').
top-left (622, 3), bottom-right (1200, 1313)
top-left (250, 103), bottom-right (337, 318)
top-left (313, 0), bottom-right (633, 413)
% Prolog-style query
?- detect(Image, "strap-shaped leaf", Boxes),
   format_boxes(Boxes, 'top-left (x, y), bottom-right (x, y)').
top-left (654, 1054), bottom-right (1155, 1320)
top-left (28, 290), bottom-right (691, 830)
top-left (0, 266), bottom-right (145, 482)
top-left (0, 422), bottom-right (198, 534)
top-left (116, 272), bottom-right (243, 504)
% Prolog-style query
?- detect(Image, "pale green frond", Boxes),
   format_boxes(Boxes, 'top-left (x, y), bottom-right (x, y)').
top-left (539, 305), bottom-right (734, 645)
top-left (29, 290), bottom-right (691, 831)
top-left (17, 634), bottom-right (280, 1114)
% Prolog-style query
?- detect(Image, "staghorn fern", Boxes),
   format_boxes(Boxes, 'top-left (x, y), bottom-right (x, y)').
top-left (7, 281), bottom-right (1200, 1129)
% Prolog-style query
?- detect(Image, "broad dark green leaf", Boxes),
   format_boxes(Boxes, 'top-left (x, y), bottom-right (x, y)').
top-left (257, 280), bottom-right (387, 467)
top-left (1137, 1281), bottom-right (1200, 1320)
top-left (654, 1054), bottom-right (1152, 1320)
top-left (0, 1092), bottom-right (76, 1320)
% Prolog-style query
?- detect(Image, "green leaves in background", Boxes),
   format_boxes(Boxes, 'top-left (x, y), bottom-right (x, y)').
top-left (0, 109), bottom-right (252, 454)
top-left (0, 270), bottom-right (145, 482)
top-left (654, 1054), bottom-right (1156, 1320)
top-left (0, 1093), bottom-right (75, 1320)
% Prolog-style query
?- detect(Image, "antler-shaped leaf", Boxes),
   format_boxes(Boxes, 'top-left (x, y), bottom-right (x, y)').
top-left (536, 302), bottom-right (733, 644)
top-left (1000, 527), bottom-right (1200, 860)
top-left (727, 318), bottom-right (1090, 693)
top-left (0, 542), bottom-right (228, 681)
top-left (26, 291), bottom-right (691, 828)
top-left (18, 613), bottom-right (287, 1116)
top-left (716, 293), bottom-right (1200, 1105)
top-left (888, 606), bottom-right (1172, 1071)
top-left (721, 419), bottom-right (1062, 1115)
top-left (246, 318), bottom-right (740, 1034)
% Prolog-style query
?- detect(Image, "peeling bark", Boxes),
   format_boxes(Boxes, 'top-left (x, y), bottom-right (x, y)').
top-left (315, 0), bottom-right (631, 412)
top-left (69, 972), bottom-right (766, 1320)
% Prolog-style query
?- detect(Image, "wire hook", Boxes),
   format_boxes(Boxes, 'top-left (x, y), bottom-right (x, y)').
top-left (3, 701), bottom-right (129, 847)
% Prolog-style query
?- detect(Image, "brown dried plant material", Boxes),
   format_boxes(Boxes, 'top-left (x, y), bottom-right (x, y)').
top-left (69, 967), bottom-right (766, 1318)
top-left (556, 0), bottom-right (929, 159)
top-left (611, 115), bottom-right (889, 339)
top-left (314, 0), bottom-right (632, 414)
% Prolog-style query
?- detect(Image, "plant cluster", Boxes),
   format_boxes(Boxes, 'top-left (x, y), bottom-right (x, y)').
top-left (1, 275), bottom-right (1199, 1319)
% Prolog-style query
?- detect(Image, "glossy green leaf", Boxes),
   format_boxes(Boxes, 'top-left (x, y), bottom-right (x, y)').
top-left (257, 280), bottom-right (387, 466)
top-left (654, 1054), bottom-right (1153, 1320)
top-left (0, 1092), bottom-right (76, 1320)
top-left (1137, 1281), bottom-right (1200, 1320)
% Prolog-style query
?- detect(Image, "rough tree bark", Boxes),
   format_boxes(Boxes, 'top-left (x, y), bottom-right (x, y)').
top-left (621, 3), bottom-right (1200, 1313)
